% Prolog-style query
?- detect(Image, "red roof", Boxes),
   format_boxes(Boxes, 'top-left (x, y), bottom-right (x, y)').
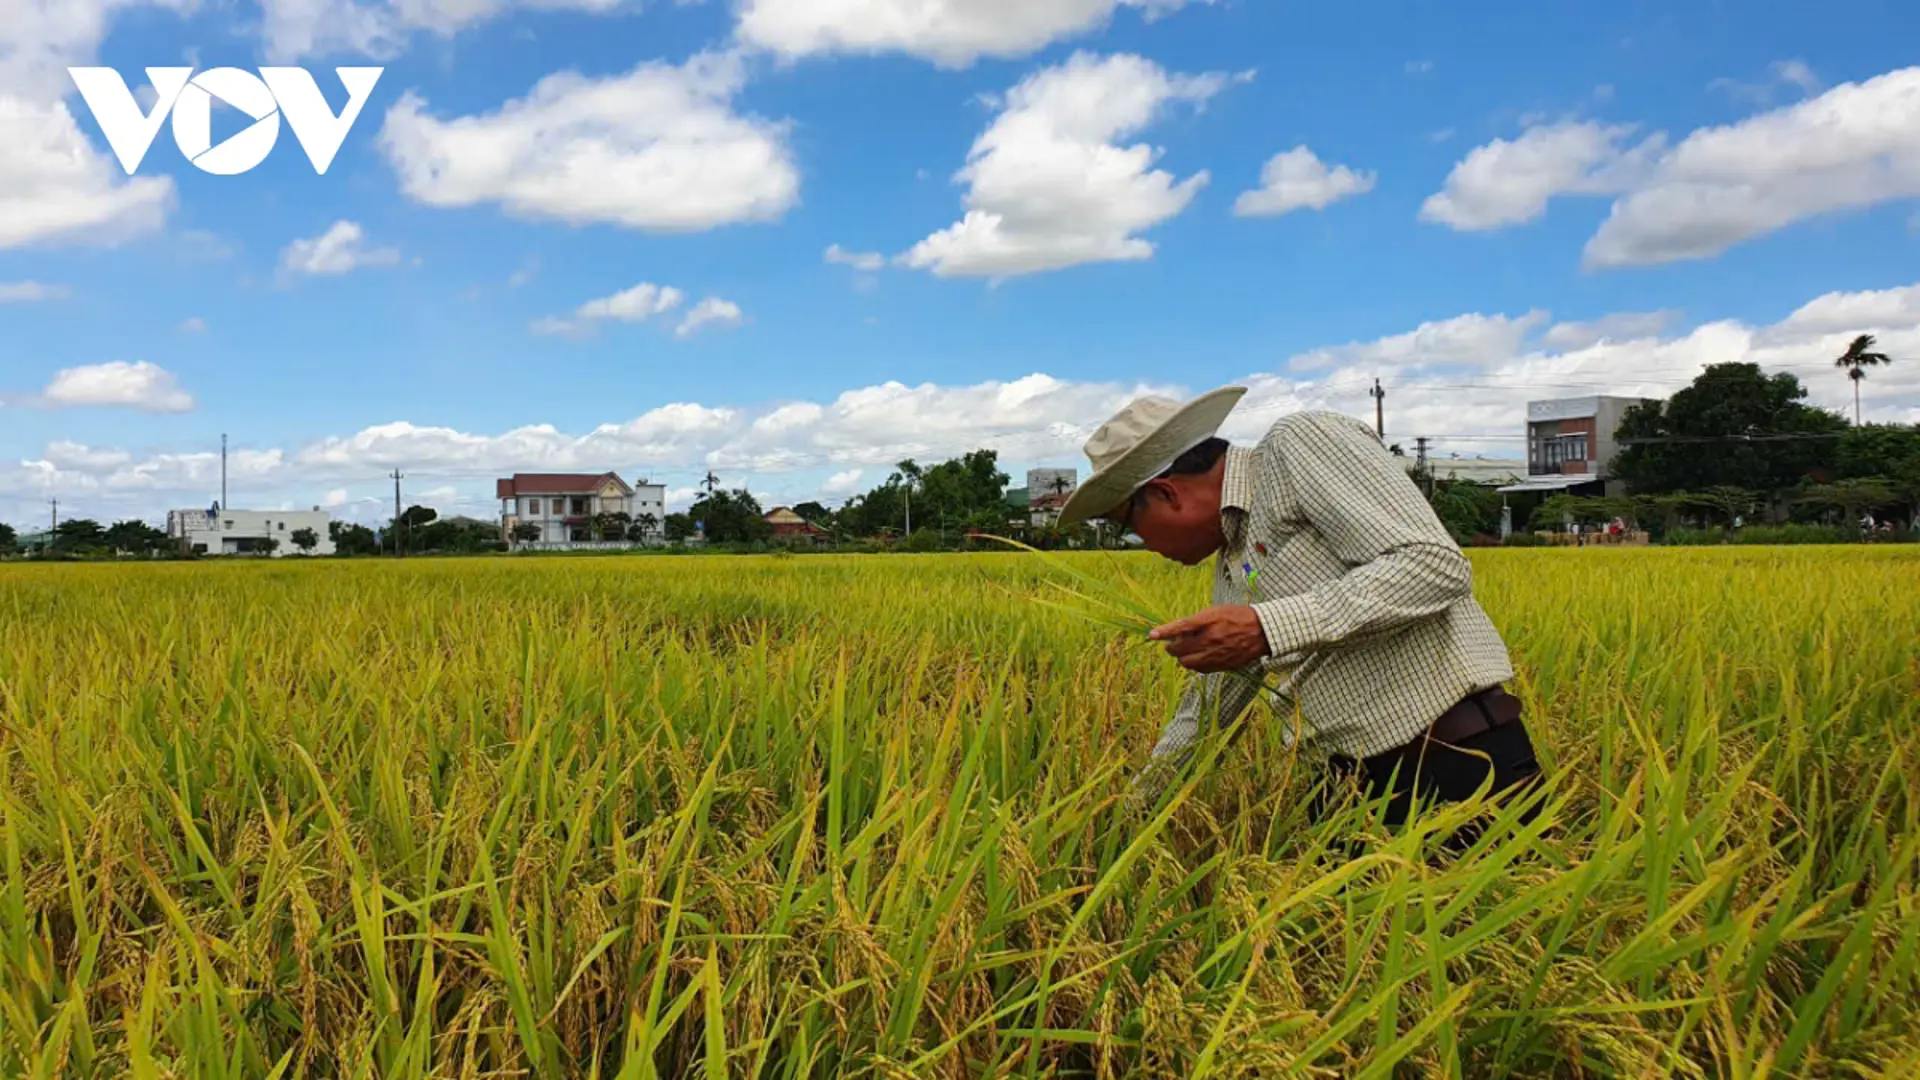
top-left (496, 472), bottom-right (632, 498)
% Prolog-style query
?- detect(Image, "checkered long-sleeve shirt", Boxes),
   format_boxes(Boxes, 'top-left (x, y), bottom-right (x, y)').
top-left (1135, 409), bottom-right (1515, 796)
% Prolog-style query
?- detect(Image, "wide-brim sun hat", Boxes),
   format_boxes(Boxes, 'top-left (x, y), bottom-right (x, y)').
top-left (1056, 385), bottom-right (1248, 529)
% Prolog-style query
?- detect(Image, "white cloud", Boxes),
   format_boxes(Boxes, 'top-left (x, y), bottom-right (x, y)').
top-left (1540, 310), bottom-right (1679, 350)
top-left (254, 0), bottom-right (632, 63)
top-left (1428, 128), bottom-right (1456, 144)
top-left (322, 488), bottom-right (349, 507)
top-left (822, 468), bottom-right (864, 497)
top-left (1233, 146), bottom-right (1376, 218)
top-left (1405, 60), bottom-right (1433, 74)
top-left (1287, 311), bottom-right (1550, 373)
top-left (734, 0), bottom-right (1217, 68)
top-left (0, 280), bottom-right (69, 302)
top-left (1420, 120), bottom-right (1661, 230)
top-left (533, 281), bottom-right (685, 337)
top-left (378, 51), bottom-right (799, 233)
top-left (1423, 67), bottom-right (1920, 267)
top-left (0, 0), bottom-right (188, 250)
top-left (42, 440), bottom-right (132, 472)
top-left (41, 361), bottom-right (195, 412)
top-left (675, 297), bottom-right (744, 337)
top-left (280, 220), bottom-right (401, 276)
top-left (825, 244), bottom-right (885, 271)
top-left (1709, 58), bottom-right (1822, 106)
top-left (1585, 66), bottom-right (1920, 268)
top-left (0, 97), bottom-right (175, 250)
top-left (178, 315), bottom-right (207, 332)
top-left (900, 52), bottom-right (1236, 278)
top-left (14, 277), bottom-right (1920, 525)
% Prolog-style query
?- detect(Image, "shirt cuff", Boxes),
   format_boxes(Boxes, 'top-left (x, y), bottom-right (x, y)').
top-left (1252, 594), bottom-right (1325, 659)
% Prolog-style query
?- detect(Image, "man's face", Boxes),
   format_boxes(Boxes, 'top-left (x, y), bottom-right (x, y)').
top-left (1113, 477), bottom-right (1224, 566)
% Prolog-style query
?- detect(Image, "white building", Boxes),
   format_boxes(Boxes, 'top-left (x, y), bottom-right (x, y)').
top-left (166, 506), bottom-right (336, 556)
top-left (496, 472), bottom-right (668, 545)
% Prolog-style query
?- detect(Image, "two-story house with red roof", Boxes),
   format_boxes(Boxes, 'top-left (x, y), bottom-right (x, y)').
top-left (497, 472), bottom-right (667, 544)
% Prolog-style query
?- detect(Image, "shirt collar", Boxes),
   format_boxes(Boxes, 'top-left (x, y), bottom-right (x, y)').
top-left (1220, 444), bottom-right (1255, 516)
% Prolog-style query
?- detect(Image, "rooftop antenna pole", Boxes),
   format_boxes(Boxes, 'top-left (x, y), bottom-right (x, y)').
top-left (221, 433), bottom-right (228, 509)
top-left (1368, 378), bottom-right (1386, 440)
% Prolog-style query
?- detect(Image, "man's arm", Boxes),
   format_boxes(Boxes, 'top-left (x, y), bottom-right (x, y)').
top-left (1127, 662), bottom-right (1270, 810)
top-left (1247, 411), bottom-right (1475, 659)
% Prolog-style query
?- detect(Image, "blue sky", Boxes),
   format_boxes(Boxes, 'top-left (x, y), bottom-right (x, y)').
top-left (3, 0), bottom-right (1918, 529)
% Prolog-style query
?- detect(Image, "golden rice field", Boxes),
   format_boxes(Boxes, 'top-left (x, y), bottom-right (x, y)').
top-left (2, 547), bottom-right (1918, 1078)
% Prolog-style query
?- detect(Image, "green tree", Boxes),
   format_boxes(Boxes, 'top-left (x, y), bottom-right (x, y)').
top-left (590, 511), bottom-right (630, 541)
top-left (104, 519), bottom-right (168, 554)
top-left (386, 505), bottom-right (438, 554)
top-left (290, 527), bottom-right (319, 554)
top-left (0, 523), bottom-right (17, 555)
top-left (512, 521), bottom-right (542, 545)
top-left (1794, 477), bottom-right (1901, 523)
top-left (1612, 363), bottom-right (1847, 496)
top-left (628, 512), bottom-right (659, 542)
top-left (1836, 423), bottom-right (1920, 479)
top-left (53, 518), bottom-right (106, 553)
top-left (792, 501), bottom-right (831, 526)
top-left (329, 520), bottom-right (382, 556)
top-left (663, 513), bottom-right (696, 543)
top-left (1429, 479), bottom-right (1503, 542)
top-left (1833, 333), bottom-right (1893, 425)
top-left (687, 488), bottom-right (772, 544)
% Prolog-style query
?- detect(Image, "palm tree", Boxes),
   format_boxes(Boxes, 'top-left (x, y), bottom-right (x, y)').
top-left (1834, 333), bottom-right (1893, 424)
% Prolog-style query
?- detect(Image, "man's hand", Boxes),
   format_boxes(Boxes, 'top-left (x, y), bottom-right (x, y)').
top-left (1148, 604), bottom-right (1269, 673)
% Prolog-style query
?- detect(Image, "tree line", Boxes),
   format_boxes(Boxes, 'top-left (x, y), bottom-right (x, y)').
top-left (1455, 361), bottom-right (1918, 543)
top-left (10, 357), bottom-right (1912, 558)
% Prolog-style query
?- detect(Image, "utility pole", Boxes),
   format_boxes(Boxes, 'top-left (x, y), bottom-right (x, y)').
top-left (1414, 437), bottom-right (1432, 497)
top-left (1368, 378), bottom-right (1385, 440)
top-left (49, 497), bottom-right (58, 535)
top-left (390, 469), bottom-right (404, 557)
top-left (220, 433), bottom-right (227, 509)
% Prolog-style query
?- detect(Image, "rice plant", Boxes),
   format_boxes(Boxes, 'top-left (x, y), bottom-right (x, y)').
top-left (1, 546), bottom-right (1916, 1077)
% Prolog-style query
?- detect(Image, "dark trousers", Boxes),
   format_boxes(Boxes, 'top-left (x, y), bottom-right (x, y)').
top-left (1312, 687), bottom-right (1545, 853)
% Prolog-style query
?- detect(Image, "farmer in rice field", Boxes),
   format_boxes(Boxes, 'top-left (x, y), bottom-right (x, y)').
top-left (1056, 386), bottom-right (1544, 844)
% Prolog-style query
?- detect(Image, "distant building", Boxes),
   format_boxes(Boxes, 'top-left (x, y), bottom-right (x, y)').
top-left (496, 472), bottom-right (667, 544)
top-left (1026, 467), bottom-right (1078, 526)
top-left (166, 506), bottom-right (336, 556)
top-left (1415, 455), bottom-right (1527, 486)
top-left (1498, 395), bottom-right (1656, 497)
top-left (1027, 468), bottom-right (1077, 501)
top-left (764, 506), bottom-right (830, 543)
